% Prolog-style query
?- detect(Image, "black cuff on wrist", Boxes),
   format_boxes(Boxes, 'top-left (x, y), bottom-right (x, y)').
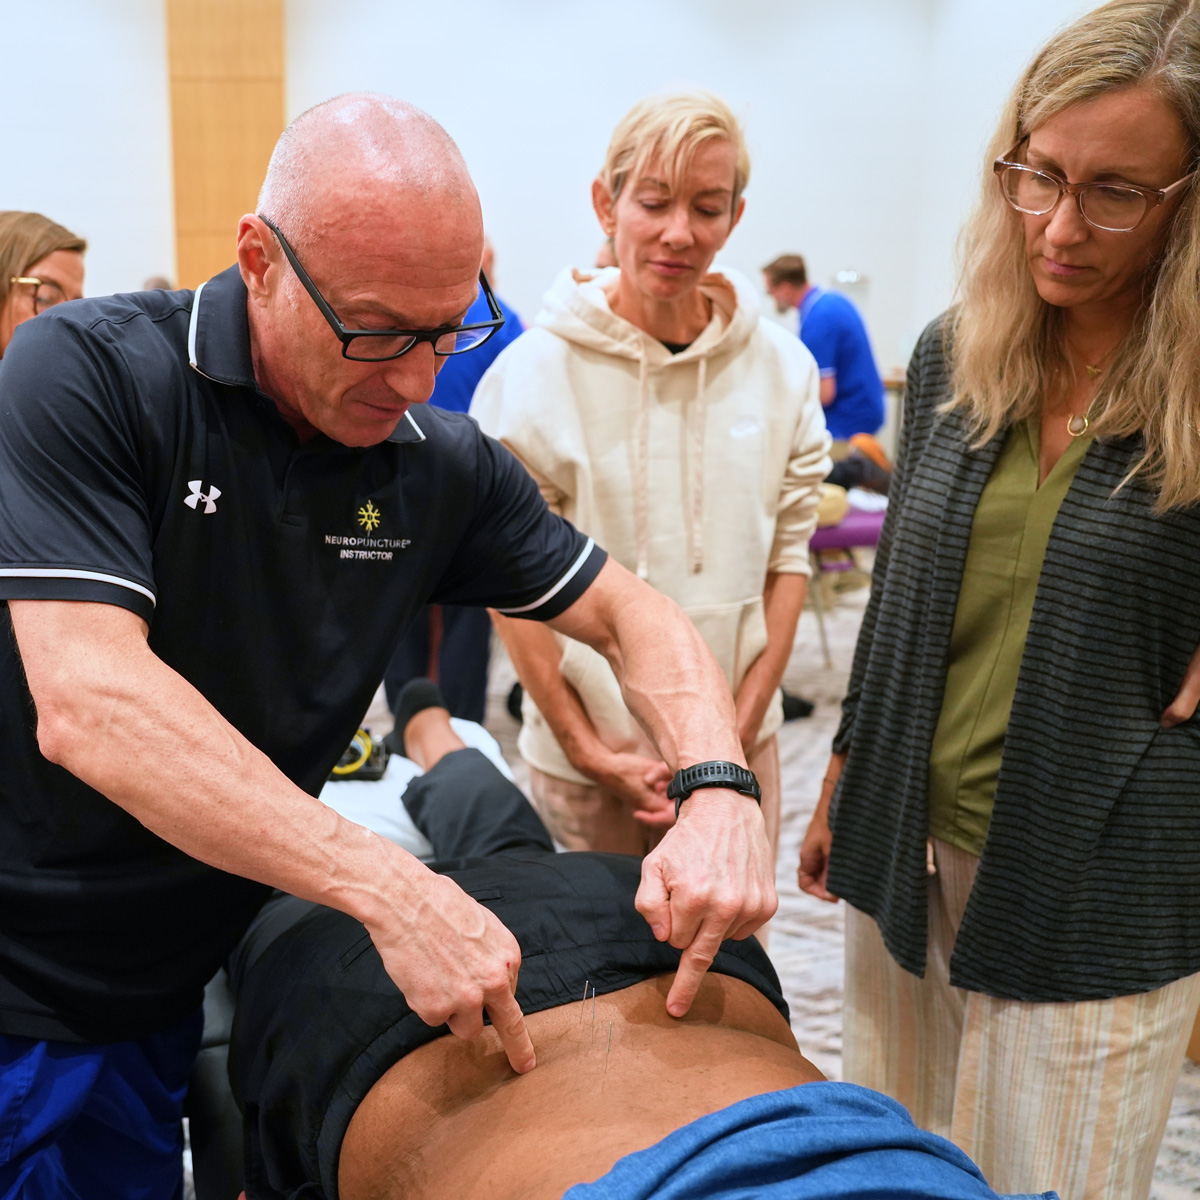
top-left (667, 761), bottom-right (762, 818)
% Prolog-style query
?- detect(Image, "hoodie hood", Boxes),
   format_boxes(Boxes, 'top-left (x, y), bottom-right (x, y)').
top-left (534, 263), bottom-right (762, 362)
top-left (533, 264), bottom-right (763, 579)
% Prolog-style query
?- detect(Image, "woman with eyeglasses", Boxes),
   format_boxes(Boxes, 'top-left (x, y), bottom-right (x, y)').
top-left (799, 2), bottom-right (1200, 1196)
top-left (0, 211), bottom-right (86, 358)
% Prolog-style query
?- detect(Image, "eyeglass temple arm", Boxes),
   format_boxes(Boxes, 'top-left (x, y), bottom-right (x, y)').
top-left (1159, 172), bottom-right (1196, 201)
top-left (477, 269), bottom-right (503, 322)
top-left (264, 211), bottom-right (502, 335)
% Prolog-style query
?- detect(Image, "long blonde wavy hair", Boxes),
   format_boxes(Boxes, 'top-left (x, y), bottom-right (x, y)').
top-left (950, 0), bottom-right (1200, 510)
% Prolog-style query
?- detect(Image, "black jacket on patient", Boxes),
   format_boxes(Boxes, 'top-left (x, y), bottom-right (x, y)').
top-left (226, 749), bottom-right (788, 1200)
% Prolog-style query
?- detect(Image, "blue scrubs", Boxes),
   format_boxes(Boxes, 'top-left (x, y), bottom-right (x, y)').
top-left (0, 1011), bottom-right (203, 1199)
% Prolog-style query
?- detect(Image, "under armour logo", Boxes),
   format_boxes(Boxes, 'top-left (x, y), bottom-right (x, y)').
top-left (184, 479), bottom-right (221, 515)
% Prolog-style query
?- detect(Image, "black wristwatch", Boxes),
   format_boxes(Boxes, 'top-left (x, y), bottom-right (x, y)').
top-left (667, 761), bottom-right (762, 818)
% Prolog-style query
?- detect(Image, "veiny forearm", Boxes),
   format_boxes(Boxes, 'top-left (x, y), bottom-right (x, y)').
top-left (489, 611), bottom-right (610, 775)
top-left (550, 560), bottom-right (745, 771)
top-left (10, 600), bottom-right (422, 929)
top-left (735, 572), bottom-right (808, 747)
top-left (543, 564), bottom-right (775, 1009)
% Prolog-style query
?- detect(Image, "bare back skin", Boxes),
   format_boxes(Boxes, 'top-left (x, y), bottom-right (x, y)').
top-left (339, 973), bottom-right (823, 1200)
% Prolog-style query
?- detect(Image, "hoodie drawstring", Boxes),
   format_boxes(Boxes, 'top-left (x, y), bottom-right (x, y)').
top-left (688, 357), bottom-right (707, 574)
top-left (636, 352), bottom-right (708, 581)
top-left (634, 352), bottom-right (651, 580)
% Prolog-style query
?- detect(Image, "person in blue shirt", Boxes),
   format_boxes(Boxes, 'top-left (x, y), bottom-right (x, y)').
top-left (418, 241), bottom-right (524, 414)
top-left (382, 241), bottom-right (525, 722)
top-left (763, 254), bottom-right (885, 439)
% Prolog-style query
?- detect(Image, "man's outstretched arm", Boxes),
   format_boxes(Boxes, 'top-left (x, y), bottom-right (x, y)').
top-left (546, 558), bottom-right (778, 1017)
top-left (9, 598), bottom-right (536, 1074)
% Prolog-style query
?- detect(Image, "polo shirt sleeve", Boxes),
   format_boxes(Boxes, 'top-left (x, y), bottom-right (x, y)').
top-left (800, 303), bottom-right (839, 380)
top-left (431, 428), bottom-right (606, 620)
top-left (0, 313), bottom-right (156, 622)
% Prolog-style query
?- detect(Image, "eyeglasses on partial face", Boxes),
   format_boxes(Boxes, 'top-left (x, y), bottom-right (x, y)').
top-left (993, 141), bottom-right (1196, 233)
top-left (8, 276), bottom-right (70, 315)
top-left (258, 215), bottom-right (505, 362)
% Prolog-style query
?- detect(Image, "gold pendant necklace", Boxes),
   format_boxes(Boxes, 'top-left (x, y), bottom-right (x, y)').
top-left (1070, 361), bottom-right (1105, 435)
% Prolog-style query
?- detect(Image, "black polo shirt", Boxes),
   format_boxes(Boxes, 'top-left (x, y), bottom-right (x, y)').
top-left (0, 266), bottom-right (605, 1043)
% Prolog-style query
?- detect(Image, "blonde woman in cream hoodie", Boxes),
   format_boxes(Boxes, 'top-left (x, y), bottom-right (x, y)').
top-left (473, 91), bottom-right (830, 860)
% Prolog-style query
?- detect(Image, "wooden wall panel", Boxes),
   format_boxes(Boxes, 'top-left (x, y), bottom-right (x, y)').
top-left (166, 0), bottom-right (285, 288)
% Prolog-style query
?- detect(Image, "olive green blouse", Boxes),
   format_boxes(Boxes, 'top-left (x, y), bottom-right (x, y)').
top-left (927, 419), bottom-right (1093, 856)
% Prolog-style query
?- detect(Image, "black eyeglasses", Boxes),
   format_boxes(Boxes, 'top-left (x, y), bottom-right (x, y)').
top-left (258, 215), bottom-right (505, 362)
top-left (993, 140), bottom-right (1196, 233)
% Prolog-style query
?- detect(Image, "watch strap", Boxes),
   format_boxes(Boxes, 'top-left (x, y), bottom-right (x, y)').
top-left (667, 760), bottom-right (762, 818)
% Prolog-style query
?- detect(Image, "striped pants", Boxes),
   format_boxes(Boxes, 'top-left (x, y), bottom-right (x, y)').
top-left (843, 837), bottom-right (1200, 1200)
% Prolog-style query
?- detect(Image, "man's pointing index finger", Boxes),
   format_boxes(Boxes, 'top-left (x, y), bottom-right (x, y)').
top-left (487, 988), bottom-right (537, 1074)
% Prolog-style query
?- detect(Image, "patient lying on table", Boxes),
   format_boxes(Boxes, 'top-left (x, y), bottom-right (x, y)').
top-left (227, 691), bottom-right (1059, 1200)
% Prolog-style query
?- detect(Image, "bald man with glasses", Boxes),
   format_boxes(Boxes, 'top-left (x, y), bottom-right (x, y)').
top-left (0, 94), bottom-right (775, 1198)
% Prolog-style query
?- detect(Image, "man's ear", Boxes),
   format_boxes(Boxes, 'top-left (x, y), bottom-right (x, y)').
top-left (237, 214), bottom-right (275, 306)
top-left (592, 177), bottom-right (616, 236)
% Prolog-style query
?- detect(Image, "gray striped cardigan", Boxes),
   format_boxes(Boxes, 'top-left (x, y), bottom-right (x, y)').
top-left (827, 317), bottom-right (1200, 1002)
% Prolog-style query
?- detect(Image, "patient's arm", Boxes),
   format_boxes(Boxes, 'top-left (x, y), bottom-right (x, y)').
top-left (338, 973), bottom-right (823, 1200)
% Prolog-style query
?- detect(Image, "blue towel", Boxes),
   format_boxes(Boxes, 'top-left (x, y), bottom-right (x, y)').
top-left (564, 1082), bottom-right (1059, 1199)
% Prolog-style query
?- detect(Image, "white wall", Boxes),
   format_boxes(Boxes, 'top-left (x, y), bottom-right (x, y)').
top-left (907, 0), bottom-right (1096, 358)
top-left (286, 0), bottom-right (936, 371)
top-left (3, 0), bottom-right (174, 297)
top-left (285, 0), bottom-right (1100, 372)
top-left (2, 0), bottom-right (1101, 368)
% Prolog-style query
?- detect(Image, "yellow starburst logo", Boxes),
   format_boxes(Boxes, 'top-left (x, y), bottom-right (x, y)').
top-left (357, 500), bottom-right (381, 532)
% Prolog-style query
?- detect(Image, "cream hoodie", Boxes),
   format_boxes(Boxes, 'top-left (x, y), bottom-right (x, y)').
top-left (472, 264), bottom-right (831, 785)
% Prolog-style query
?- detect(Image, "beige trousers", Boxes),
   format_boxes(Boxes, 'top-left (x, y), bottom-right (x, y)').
top-left (843, 837), bottom-right (1200, 1200)
top-left (527, 735), bottom-right (781, 862)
